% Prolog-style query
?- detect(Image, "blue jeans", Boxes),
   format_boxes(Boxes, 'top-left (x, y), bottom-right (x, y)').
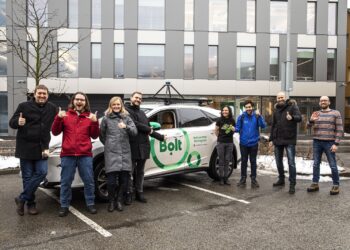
top-left (19, 159), bottom-right (48, 206)
top-left (240, 144), bottom-right (258, 179)
top-left (60, 156), bottom-right (95, 208)
top-left (312, 139), bottom-right (339, 185)
top-left (274, 145), bottom-right (296, 184)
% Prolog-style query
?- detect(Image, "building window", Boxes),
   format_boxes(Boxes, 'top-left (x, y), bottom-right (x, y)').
top-left (184, 45), bottom-right (193, 79)
top-left (91, 43), bottom-right (101, 78)
top-left (115, 0), bottom-right (124, 29)
top-left (327, 49), bottom-right (336, 81)
top-left (27, 0), bottom-right (48, 27)
top-left (114, 44), bottom-right (124, 78)
top-left (0, 0), bottom-right (6, 26)
top-left (138, 0), bottom-right (164, 30)
top-left (0, 41), bottom-right (7, 75)
top-left (138, 44), bottom-right (164, 79)
top-left (297, 48), bottom-right (315, 81)
top-left (68, 0), bottom-right (78, 28)
top-left (0, 92), bottom-right (7, 134)
top-left (328, 2), bottom-right (337, 35)
top-left (246, 0), bottom-right (255, 33)
top-left (209, 0), bottom-right (227, 32)
top-left (58, 43), bottom-right (78, 78)
top-left (270, 1), bottom-right (287, 34)
top-left (237, 47), bottom-right (255, 80)
top-left (307, 2), bottom-right (316, 35)
top-left (92, 0), bottom-right (101, 28)
top-left (184, 0), bottom-right (194, 31)
top-left (270, 47), bottom-right (279, 81)
top-left (208, 46), bottom-right (217, 80)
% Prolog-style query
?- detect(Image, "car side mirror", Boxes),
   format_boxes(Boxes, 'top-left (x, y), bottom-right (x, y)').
top-left (150, 121), bottom-right (161, 130)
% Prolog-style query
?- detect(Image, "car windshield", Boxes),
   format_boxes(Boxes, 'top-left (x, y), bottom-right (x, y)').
top-left (141, 108), bottom-right (152, 114)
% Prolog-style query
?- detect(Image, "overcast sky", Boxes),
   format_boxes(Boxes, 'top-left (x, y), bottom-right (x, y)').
top-left (348, 0), bottom-right (350, 8)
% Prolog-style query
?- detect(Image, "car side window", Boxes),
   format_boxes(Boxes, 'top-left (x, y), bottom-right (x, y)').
top-left (202, 110), bottom-right (219, 122)
top-left (179, 109), bottom-right (212, 128)
top-left (149, 110), bottom-right (176, 129)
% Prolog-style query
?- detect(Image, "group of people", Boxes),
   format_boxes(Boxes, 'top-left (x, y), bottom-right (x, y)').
top-left (215, 91), bottom-right (343, 196)
top-left (10, 84), bottom-right (343, 217)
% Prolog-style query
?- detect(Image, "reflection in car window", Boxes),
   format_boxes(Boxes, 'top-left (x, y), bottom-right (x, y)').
top-left (202, 110), bottom-right (219, 122)
top-left (179, 109), bottom-right (212, 128)
top-left (149, 110), bottom-right (176, 129)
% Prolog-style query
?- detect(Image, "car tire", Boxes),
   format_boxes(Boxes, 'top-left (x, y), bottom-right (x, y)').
top-left (208, 147), bottom-right (237, 181)
top-left (93, 160), bottom-right (108, 202)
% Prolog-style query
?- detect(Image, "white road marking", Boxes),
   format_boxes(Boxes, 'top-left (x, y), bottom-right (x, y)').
top-left (39, 188), bottom-right (112, 238)
top-left (177, 183), bottom-right (250, 204)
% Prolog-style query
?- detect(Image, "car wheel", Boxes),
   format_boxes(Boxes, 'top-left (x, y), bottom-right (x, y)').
top-left (94, 160), bottom-right (108, 202)
top-left (208, 147), bottom-right (236, 181)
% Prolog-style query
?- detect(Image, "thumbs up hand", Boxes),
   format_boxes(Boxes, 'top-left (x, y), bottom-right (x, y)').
top-left (88, 111), bottom-right (98, 122)
top-left (58, 107), bottom-right (67, 118)
top-left (18, 112), bottom-right (26, 126)
top-left (255, 109), bottom-right (260, 117)
top-left (286, 111), bottom-right (292, 121)
top-left (118, 121), bottom-right (126, 129)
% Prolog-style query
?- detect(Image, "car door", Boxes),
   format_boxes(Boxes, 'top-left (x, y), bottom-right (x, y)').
top-left (177, 108), bottom-right (216, 170)
top-left (145, 109), bottom-right (187, 177)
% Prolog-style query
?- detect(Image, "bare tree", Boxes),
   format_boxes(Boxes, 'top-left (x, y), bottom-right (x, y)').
top-left (1, 0), bottom-right (80, 87)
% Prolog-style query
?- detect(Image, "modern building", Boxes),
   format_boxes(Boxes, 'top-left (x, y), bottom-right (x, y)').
top-left (345, 9), bottom-right (350, 133)
top-left (0, 0), bottom-right (347, 136)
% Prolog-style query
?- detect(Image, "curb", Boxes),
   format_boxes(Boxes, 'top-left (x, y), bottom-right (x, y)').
top-left (0, 168), bottom-right (20, 175)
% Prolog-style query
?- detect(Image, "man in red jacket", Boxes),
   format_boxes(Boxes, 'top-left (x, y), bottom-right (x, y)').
top-left (52, 92), bottom-right (99, 217)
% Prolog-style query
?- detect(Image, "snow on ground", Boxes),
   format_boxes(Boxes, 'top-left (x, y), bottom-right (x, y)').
top-left (0, 156), bottom-right (19, 170)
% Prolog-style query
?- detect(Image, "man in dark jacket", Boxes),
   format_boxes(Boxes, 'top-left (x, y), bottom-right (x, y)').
top-left (9, 84), bottom-right (57, 216)
top-left (126, 91), bottom-right (165, 203)
top-left (269, 92), bottom-right (302, 194)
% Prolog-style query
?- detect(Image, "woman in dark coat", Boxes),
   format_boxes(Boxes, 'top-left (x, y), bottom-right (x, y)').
top-left (99, 96), bottom-right (137, 212)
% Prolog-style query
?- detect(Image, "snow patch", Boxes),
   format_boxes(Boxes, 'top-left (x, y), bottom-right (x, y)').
top-left (0, 156), bottom-right (19, 170)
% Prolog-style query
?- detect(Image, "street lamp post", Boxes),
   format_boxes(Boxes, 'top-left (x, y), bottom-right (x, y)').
top-left (282, 0), bottom-right (293, 99)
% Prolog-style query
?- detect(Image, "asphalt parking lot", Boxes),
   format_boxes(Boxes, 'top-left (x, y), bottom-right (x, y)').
top-left (1, 172), bottom-right (350, 250)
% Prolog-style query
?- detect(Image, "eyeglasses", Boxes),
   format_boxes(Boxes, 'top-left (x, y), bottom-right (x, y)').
top-left (74, 98), bottom-right (86, 102)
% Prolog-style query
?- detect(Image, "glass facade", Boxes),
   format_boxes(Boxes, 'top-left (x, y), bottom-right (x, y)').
top-left (237, 47), bottom-right (255, 80)
top-left (0, 92), bottom-right (7, 134)
top-left (114, 44), bottom-right (124, 78)
top-left (270, 1), bottom-right (287, 34)
top-left (208, 46), bottom-right (217, 80)
top-left (27, 42), bottom-right (35, 76)
top-left (307, 2), bottom-right (316, 35)
top-left (246, 0), bottom-right (255, 33)
top-left (138, 0), bottom-right (164, 30)
top-left (297, 48), bottom-right (315, 81)
top-left (0, 41), bottom-right (7, 75)
top-left (58, 43), bottom-right (78, 78)
top-left (115, 0), bottom-right (124, 29)
top-left (209, 0), bottom-right (227, 32)
top-left (327, 49), bottom-right (336, 81)
top-left (328, 3), bottom-right (337, 35)
top-left (184, 45), bottom-right (194, 79)
top-left (138, 44), bottom-right (164, 79)
top-left (91, 43), bottom-right (101, 78)
top-left (27, 0), bottom-right (48, 27)
top-left (0, 0), bottom-right (6, 26)
top-left (270, 47), bottom-right (279, 81)
top-left (68, 0), bottom-right (78, 28)
top-left (184, 0), bottom-right (194, 31)
top-left (92, 0), bottom-right (101, 28)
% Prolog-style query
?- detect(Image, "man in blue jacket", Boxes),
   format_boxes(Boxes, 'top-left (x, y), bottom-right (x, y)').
top-left (235, 100), bottom-right (266, 188)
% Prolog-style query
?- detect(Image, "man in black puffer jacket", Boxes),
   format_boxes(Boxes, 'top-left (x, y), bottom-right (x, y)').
top-left (9, 85), bottom-right (57, 216)
top-left (269, 91), bottom-right (302, 194)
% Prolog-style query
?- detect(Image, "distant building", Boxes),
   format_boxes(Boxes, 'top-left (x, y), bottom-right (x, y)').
top-left (0, 0), bottom-right (347, 136)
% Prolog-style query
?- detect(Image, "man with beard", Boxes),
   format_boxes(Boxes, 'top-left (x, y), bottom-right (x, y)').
top-left (125, 92), bottom-right (165, 203)
top-left (9, 84), bottom-right (57, 216)
top-left (306, 96), bottom-right (343, 195)
top-left (269, 92), bottom-right (302, 194)
top-left (51, 92), bottom-right (99, 217)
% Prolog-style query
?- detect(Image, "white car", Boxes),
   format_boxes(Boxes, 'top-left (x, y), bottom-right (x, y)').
top-left (45, 104), bottom-right (241, 201)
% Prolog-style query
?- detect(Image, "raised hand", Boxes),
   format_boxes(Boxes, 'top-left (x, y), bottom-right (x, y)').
top-left (118, 121), bottom-right (126, 129)
top-left (58, 107), bottom-right (67, 118)
top-left (286, 111), bottom-right (292, 121)
top-left (18, 112), bottom-right (26, 126)
top-left (255, 109), bottom-right (260, 117)
top-left (88, 111), bottom-right (98, 122)
top-left (310, 111), bottom-right (320, 122)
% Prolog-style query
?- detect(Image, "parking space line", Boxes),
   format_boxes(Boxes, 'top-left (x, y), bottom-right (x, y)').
top-left (39, 188), bottom-right (112, 238)
top-left (177, 183), bottom-right (250, 204)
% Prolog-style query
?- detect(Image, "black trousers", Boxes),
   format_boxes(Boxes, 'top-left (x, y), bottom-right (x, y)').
top-left (106, 171), bottom-right (129, 202)
top-left (127, 159), bottom-right (147, 193)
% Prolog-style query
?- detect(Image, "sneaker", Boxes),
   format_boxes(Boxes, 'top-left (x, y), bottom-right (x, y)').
top-left (58, 207), bottom-right (69, 217)
top-left (87, 205), bottom-right (97, 214)
top-left (237, 178), bottom-right (246, 187)
top-left (14, 197), bottom-right (25, 216)
top-left (27, 205), bottom-right (39, 215)
top-left (330, 186), bottom-right (340, 195)
top-left (251, 179), bottom-right (260, 188)
top-left (273, 179), bottom-right (285, 187)
top-left (289, 185), bottom-right (295, 194)
top-left (307, 183), bottom-right (319, 192)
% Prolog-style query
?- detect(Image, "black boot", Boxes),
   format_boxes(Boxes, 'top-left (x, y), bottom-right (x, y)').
top-left (237, 177), bottom-right (246, 187)
top-left (136, 192), bottom-right (147, 203)
top-left (116, 201), bottom-right (123, 211)
top-left (107, 200), bottom-right (115, 212)
top-left (273, 178), bottom-right (285, 187)
top-left (224, 178), bottom-right (231, 185)
top-left (124, 192), bottom-right (132, 205)
top-left (251, 178), bottom-right (260, 188)
top-left (289, 184), bottom-right (296, 194)
top-left (219, 178), bottom-right (224, 185)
